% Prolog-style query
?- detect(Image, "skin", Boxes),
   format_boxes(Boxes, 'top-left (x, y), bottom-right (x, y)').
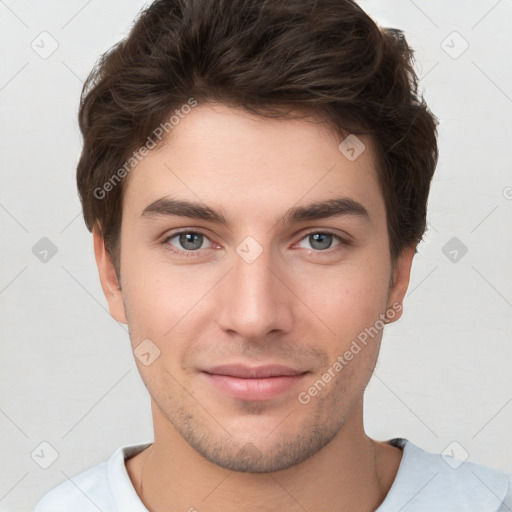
top-left (94, 103), bottom-right (414, 511)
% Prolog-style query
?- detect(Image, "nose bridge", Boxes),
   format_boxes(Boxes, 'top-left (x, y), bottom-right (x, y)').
top-left (215, 238), bottom-right (293, 338)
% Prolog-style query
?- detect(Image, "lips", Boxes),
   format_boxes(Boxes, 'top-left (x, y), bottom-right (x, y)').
top-left (203, 364), bottom-right (306, 379)
top-left (200, 364), bottom-right (309, 401)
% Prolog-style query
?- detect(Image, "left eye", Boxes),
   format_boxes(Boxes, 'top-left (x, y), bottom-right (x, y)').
top-left (297, 232), bottom-right (342, 251)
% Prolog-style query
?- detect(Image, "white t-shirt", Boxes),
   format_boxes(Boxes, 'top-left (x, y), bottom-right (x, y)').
top-left (34, 437), bottom-right (512, 511)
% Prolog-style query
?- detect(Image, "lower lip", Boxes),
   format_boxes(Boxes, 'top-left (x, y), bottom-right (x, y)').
top-left (202, 372), bottom-right (308, 401)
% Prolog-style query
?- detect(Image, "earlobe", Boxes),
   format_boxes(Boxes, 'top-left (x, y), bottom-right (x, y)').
top-left (93, 227), bottom-right (127, 324)
top-left (386, 247), bottom-right (415, 324)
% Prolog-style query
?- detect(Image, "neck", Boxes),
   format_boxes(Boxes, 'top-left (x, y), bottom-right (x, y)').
top-left (127, 399), bottom-right (402, 512)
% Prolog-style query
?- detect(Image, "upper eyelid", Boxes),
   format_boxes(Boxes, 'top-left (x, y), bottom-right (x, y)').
top-left (300, 228), bottom-right (348, 239)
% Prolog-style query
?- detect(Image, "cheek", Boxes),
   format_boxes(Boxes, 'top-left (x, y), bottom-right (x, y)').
top-left (294, 259), bottom-right (390, 338)
top-left (120, 255), bottom-right (219, 366)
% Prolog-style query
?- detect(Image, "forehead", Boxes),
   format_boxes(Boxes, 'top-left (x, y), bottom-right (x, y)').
top-left (123, 103), bottom-right (385, 223)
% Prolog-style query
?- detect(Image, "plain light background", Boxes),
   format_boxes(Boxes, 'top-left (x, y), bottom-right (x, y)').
top-left (0, 1), bottom-right (511, 511)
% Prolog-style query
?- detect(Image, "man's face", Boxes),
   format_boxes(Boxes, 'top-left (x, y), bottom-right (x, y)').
top-left (99, 103), bottom-right (411, 472)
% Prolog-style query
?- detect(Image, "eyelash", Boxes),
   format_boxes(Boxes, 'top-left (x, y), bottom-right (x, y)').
top-left (161, 229), bottom-right (351, 258)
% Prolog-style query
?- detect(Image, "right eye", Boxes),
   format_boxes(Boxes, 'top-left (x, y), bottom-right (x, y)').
top-left (163, 230), bottom-right (214, 256)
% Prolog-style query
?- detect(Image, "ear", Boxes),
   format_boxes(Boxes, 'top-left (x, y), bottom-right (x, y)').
top-left (93, 226), bottom-right (127, 324)
top-left (386, 246), bottom-right (415, 324)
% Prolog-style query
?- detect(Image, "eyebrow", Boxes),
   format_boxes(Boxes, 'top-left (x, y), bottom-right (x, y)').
top-left (140, 196), bottom-right (369, 225)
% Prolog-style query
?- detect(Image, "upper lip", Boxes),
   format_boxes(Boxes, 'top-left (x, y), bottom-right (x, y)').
top-left (202, 364), bottom-right (307, 378)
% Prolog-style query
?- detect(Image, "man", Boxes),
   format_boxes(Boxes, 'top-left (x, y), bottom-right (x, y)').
top-left (34, 0), bottom-right (511, 510)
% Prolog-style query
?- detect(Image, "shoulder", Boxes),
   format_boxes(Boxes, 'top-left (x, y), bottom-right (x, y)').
top-left (33, 460), bottom-right (113, 512)
top-left (378, 438), bottom-right (511, 512)
top-left (33, 443), bottom-right (150, 512)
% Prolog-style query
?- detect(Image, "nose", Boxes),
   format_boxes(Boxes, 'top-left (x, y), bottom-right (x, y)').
top-left (215, 242), bottom-right (294, 341)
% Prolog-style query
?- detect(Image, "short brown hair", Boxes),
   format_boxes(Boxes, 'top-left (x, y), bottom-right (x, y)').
top-left (77, 0), bottom-right (438, 272)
